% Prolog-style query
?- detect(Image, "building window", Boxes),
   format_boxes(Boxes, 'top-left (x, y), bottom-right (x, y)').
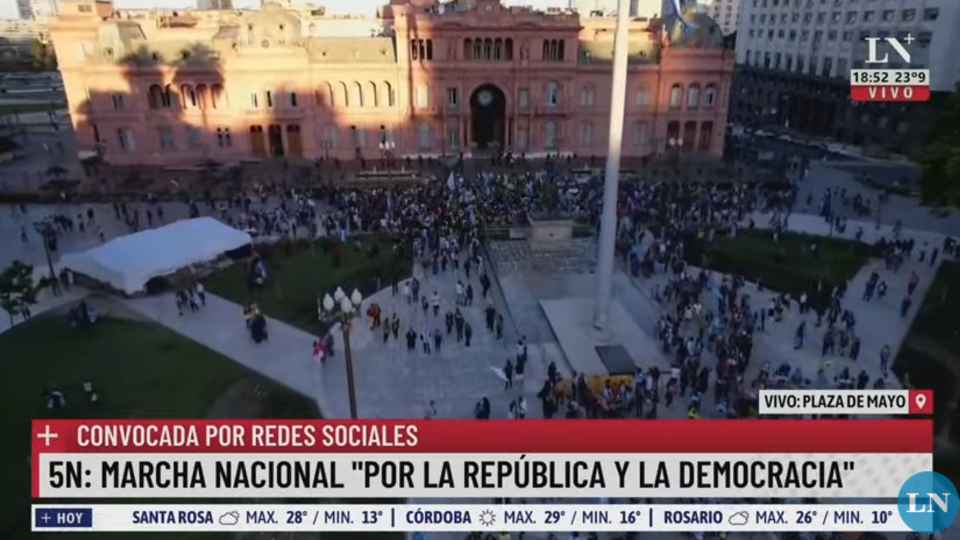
top-left (116, 127), bottom-right (134, 151)
top-left (157, 125), bottom-right (175, 150)
top-left (446, 87), bottom-right (459, 108)
top-left (669, 84), bottom-right (682, 109)
top-left (580, 86), bottom-right (594, 107)
top-left (687, 84), bottom-right (700, 109)
top-left (180, 85), bottom-right (197, 108)
top-left (216, 128), bottom-right (232, 147)
top-left (518, 88), bottom-right (530, 111)
top-left (266, 90), bottom-right (274, 108)
top-left (633, 122), bottom-right (648, 146)
top-left (923, 8), bottom-right (938, 20)
top-left (517, 127), bottom-right (529, 151)
top-left (78, 4), bottom-right (92, 12)
top-left (901, 9), bottom-right (915, 21)
top-left (111, 94), bottom-right (124, 110)
top-left (881, 10), bottom-right (894, 21)
top-left (186, 126), bottom-right (202, 147)
top-left (350, 125), bottom-right (365, 148)
top-left (635, 89), bottom-right (651, 107)
top-left (544, 121), bottom-right (558, 149)
top-left (289, 92), bottom-right (298, 107)
top-left (418, 122), bottom-right (431, 150)
top-left (250, 92), bottom-right (259, 108)
top-left (863, 11), bottom-right (874, 22)
top-left (352, 82), bottom-right (363, 107)
top-left (211, 85), bottom-right (226, 109)
top-left (446, 125), bottom-right (460, 149)
top-left (578, 122), bottom-right (593, 145)
top-left (383, 82), bottom-right (395, 107)
top-left (545, 82), bottom-right (560, 107)
top-left (416, 84), bottom-right (429, 108)
top-left (321, 124), bottom-right (337, 150)
top-left (410, 39), bottom-right (433, 61)
top-left (704, 84), bottom-right (717, 107)
top-left (542, 39), bottom-right (564, 62)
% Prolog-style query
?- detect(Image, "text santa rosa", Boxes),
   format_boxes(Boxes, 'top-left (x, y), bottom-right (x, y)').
top-left (33, 420), bottom-right (931, 499)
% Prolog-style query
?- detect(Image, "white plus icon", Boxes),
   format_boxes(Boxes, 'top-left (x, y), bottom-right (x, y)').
top-left (904, 33), bottom-right (915, 45)
top-left (37, 426), bottom-right (58, 446)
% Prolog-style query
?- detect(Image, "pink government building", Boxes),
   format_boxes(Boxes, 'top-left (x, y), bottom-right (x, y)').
top-left (50, 0), bottom-right (734, 166)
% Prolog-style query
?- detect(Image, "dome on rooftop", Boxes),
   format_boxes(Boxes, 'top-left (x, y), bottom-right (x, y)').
top-left (662, 9), bottom-right (723, 48)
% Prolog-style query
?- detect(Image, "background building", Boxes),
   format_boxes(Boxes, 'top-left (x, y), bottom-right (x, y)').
top-left (568, 0), bottom-right (686, 18)
top-left (197, 0), bottom-right (234, 10)
top-left (49, 0), bottom-right (733, 167)
top-left (0, 18), bottom-right (48, 57)
top-left (731, 0), bottom-right (959, 154)
top-left (17, 0), bottom-right (59, 20)
top-left (693, 0), bottom-right (740, 35)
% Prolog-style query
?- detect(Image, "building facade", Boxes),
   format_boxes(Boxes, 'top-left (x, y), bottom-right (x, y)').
top-left (0, 18), bottom-right (49, 56)
top-left (731, 0), bottom-right (960, 153)
top-left (17, 0), bottom-right (59, 20)
top-left (197, 0), bottom-right (234, 10)
top-left (50, 0), bottom-right (733, 166)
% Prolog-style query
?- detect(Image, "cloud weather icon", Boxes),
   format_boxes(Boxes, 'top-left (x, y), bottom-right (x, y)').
top-left (728, 511), bottom-right (749, 526)
top-left (219, 511), bottom-right (240, 526)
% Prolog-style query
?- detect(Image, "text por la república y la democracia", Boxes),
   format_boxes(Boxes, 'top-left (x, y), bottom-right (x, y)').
top-left (95, 458), bottom-right (852, 490)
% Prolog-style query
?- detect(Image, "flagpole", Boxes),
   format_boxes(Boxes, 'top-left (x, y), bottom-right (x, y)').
top-left (593, 0), bottom-right (631, 330)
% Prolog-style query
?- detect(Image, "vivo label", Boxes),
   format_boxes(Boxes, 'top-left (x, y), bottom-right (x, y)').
top-left (864, 35), bottom-right (914, 65)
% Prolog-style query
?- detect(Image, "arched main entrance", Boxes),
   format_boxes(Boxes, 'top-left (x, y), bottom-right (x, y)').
top-left (470, 84), bottom-right (506, 150)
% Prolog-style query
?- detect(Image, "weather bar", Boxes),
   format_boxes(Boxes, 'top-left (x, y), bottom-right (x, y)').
top-left (32, 504), bottom-right (906, 533)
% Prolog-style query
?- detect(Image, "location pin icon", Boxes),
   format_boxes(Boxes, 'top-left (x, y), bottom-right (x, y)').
top-left (916, 394), bottom-right (927, 410)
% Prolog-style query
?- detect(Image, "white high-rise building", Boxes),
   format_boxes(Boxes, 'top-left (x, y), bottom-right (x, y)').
top-left (735, 0), bottom-right (960, 91)
top-left (17, 0), bottom-right (58, 19)
top-left (693, 0), bottom-right (741, 35)
top-left (731, 0), bottom-right (960, 153)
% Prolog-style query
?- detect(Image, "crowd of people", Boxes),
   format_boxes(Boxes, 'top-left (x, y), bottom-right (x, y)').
top-left (6, 155), bottom-right (955, 540)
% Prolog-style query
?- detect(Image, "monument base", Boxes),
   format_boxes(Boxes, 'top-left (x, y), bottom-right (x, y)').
top-left (539, 297), bottom-right (667, 376)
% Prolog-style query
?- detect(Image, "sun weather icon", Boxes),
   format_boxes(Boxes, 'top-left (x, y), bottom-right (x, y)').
top-left (479, 509), bottom-right (496, 527)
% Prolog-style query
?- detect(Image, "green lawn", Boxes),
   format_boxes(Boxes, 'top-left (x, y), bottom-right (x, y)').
top-left (1, 309), bottom-right (401, 540)
top-left (205, 236), bottom-right (411, 333)
top-left (0, 315), bottom-right (247, 540)
top-left (0, 102), bottom-right (61, 116)
top-left (683, 229), bottom-right (872, 308)
top-left (893, 261), bottom-right (960, 439)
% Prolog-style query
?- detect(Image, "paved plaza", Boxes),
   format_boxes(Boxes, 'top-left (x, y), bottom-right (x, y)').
top-left (0, 161), bottom-right (953, 423)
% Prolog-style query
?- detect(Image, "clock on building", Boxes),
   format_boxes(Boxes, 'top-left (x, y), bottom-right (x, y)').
top-left (476, 90), bottom-right (493, 106)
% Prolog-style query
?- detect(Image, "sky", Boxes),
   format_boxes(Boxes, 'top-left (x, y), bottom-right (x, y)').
top-left (0, 0), bottom-right (566, 20)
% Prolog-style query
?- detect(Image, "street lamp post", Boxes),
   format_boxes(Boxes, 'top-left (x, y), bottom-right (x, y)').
top-left (319, 286), bottom-right (364, 419)
top-left (379, 140), bottom-right (396, 168)
top-left (668, 137), bottom-right (683, 164)
top-left (32, 219), bottom-right (57, 280)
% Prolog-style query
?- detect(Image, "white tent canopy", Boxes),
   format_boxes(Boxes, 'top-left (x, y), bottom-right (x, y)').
top-left (61, 217), bottom-right (252, 294)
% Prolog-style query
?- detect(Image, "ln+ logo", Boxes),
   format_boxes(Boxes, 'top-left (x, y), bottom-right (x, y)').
top-left (898, 471), bottom-right (959, 534)
top-left (864, 34), bottom-right (915, 65)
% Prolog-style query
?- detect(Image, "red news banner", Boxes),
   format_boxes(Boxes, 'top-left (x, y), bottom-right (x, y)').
top-left (32, 420), bottom-right (933, 499)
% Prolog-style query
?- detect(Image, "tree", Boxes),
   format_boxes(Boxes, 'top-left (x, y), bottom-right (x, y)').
top-left (917, 90), bottom-right (960, 206)
top-left (30, 39), bottom-right (57, 70)
top-left (0, 260), bottom-right (39, 326)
